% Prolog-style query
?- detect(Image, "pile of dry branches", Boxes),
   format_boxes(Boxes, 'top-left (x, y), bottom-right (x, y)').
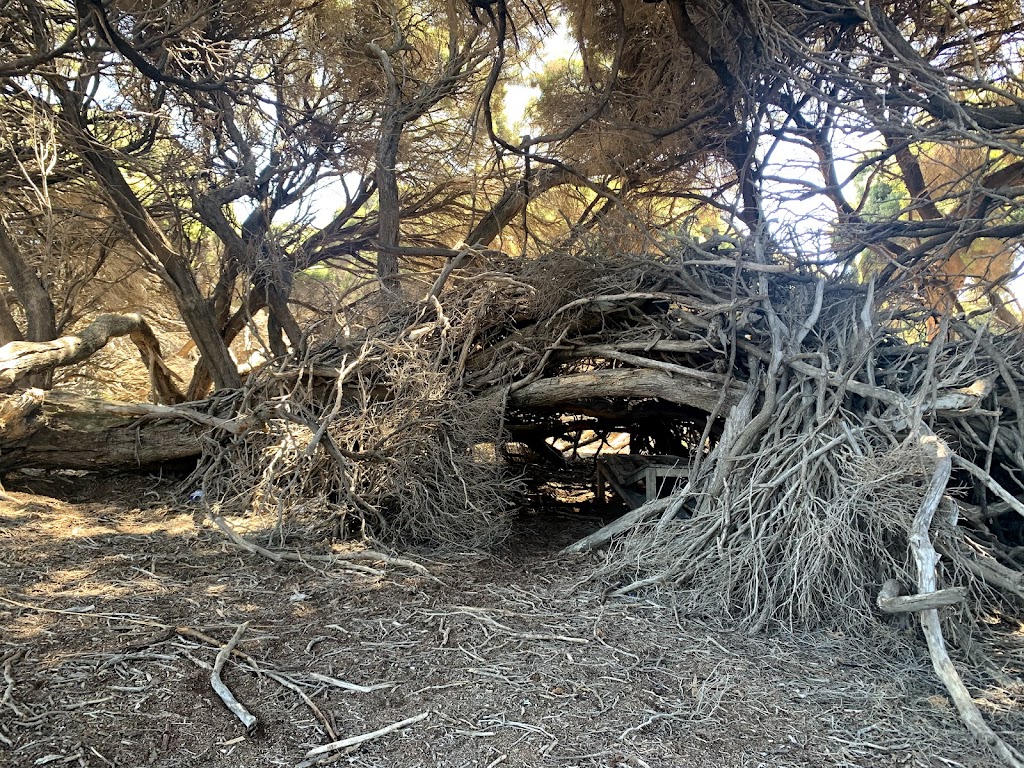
top-left (0, 230), bottom-right (1004, 758)
top-left (522, 239), bottom-right (1023, 765)
top-left (187, 269), bottom-right (552, 549)
top-left (180, 236), bottom-right (1023, 759)
top-left (194, 240), bottom-right (1024, 616)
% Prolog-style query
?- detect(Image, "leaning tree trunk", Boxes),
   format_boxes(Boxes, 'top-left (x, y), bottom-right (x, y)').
top-left (50, 82), bottom-right (242, 393)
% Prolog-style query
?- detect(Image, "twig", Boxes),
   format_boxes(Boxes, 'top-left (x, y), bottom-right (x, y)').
top-left (0, 595), bottom-right (169, 628)
top-left (1, 649), bottom-right (24, 717)
top-left (298, 711), bottom-right (430, 765)
top-left (104, 401), bottom-right (249, 435)
top-left (459, 608), bottom-right (589, 644)
top-left (211, 516), bottom-right (428, 575)
top-left (210, 622), bottom-right (257, 732)
top-left (178, 626), bottom-right (392, 694)
top-left (305, 672), bottom-right (395, 693)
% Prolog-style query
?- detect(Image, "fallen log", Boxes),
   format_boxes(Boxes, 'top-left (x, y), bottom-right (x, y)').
top-left (0, 365), bottom-right (744, 472)
top-left (0, 389), bottom-right (211, 470)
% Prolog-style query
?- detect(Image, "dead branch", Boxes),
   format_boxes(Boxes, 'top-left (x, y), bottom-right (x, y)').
top-left (910, 435), bottom-right (1024, 768)
top-left (510, 369), bottom-right (745, 415)
top-left (876, 578), bottom-right (966, 614)
top-left (299, 711), bottom-right (430, 765)
top-left (0, 312), bottom-right (184, 403)
top-left (210, 622), bottom-right (257, 732)
top-left (561, 498), bottom-right (672, 555)
top-left (211, 515), bottom-right (429, 576)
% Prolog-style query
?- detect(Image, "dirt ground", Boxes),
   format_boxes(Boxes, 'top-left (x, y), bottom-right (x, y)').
top-left (0, 474), bottom-right (1015, 768)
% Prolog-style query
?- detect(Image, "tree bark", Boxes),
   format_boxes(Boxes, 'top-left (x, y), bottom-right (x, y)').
top-left (0, 389), bottom-right (206, 470)
top-left (0, 312), bottom-right (184, 403)
top-left (510, 369), bottom-right (745, 415)
top-left (375, 118), bottom-right (402, 288)
top-left (51, 84), bottom-right (241, 392)
top-left (366, 42), bottom-right (403, 292)
top-left (466, 169), bottom-right (573, 248)
top-left (0, 218), bottom-right (57, 344)
top-left (0, 290), bottom-right (24, 345)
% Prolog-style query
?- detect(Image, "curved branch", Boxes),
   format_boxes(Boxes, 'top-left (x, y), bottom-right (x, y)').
top-left (912, 435), bottom-right (1024, 768)
top-left (0, 312), bottom-right (184, 403)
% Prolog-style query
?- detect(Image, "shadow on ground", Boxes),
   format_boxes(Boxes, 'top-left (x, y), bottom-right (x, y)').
top-left (0, 475), bottom-right (1008, 767)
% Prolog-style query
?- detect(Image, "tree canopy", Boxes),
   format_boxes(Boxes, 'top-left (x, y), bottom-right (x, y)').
top-left (1, 0), bottom-right (1021, 377)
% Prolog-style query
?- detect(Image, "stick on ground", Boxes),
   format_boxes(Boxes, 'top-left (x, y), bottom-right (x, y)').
top-left (298, 711), bottom-right (430, 766)
top-left (210, 622), bottom-right (257, 732)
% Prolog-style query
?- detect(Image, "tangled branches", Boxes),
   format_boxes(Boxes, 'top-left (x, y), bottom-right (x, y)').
top-left (513, 240), bottom-right (1022, 762)
top-left (188, 271), bottom-right (556, 549)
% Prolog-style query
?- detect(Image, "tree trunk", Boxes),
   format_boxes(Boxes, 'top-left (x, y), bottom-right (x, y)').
top-left (193, 182), bottom-right (305, 362)
top-left (0, 389), bottom-right (211, 470)
top-left (0, 290), bottom-right (24, 345)
top-left (0, 218), bottom-right (57, 344)
top-left (366, 42), bottom-right (403, 293)
top-left (51, 84), bottom-right (241, 392)
top-left (375, 117), bottom-right (402, 290)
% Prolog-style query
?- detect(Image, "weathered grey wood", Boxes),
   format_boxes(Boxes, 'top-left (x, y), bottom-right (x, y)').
top-left (597, 454), bottom-right (690, 507)
top-left (910, 435), bottom-right (1024, 768)
top-left (0, 313), bottom-right (184, 404)
top-left (876, 578), bottom-right (966, 613)
top-left (560, 497), bottom-right (671, 555)
top-left (0, 389), bottom-right (208, 470)
top-left (511, 369), bottom-right (745, 415)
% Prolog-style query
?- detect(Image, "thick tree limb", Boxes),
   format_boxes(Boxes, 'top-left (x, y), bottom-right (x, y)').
top-left (510, 369), bottom-right (745, 415)
top-left (465, 168), bottom-right (573, 248)
top-left (876, 579), bottom-right (966, 614)
top-left (0, 312), bottom-right (184, 403)
top-left (561, 497), bottom-right (672, 555)
top-left (50, 83), bottom-right (241, 391)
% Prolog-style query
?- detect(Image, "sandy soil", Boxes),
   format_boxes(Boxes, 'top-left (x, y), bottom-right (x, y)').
top-left (0, 475), bottom-right (1011, 768)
